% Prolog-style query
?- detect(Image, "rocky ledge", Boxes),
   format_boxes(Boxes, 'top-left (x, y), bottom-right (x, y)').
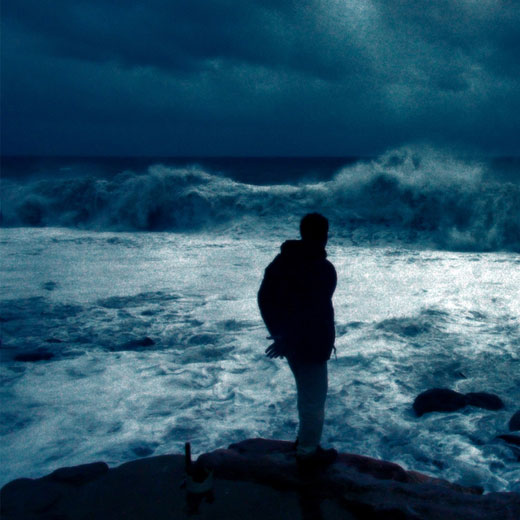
top-left (1, 438), bottom-right (519, 520)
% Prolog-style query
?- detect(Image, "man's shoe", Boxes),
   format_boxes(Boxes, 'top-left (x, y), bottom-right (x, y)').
top-left (296, 446), bottom-right (338, 470)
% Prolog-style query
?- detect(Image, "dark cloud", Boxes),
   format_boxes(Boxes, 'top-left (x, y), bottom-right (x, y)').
top-left (2, 0), bottom-right (519, 155)
top-left (2, 0), bottom-right (367, 78)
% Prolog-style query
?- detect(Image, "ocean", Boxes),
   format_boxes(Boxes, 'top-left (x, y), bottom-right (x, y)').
top-left (1, 146), bottom-right (519, 492)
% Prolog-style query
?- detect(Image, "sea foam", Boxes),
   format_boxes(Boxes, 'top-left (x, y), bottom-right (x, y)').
top-left (1, 147), bottom-right (519, 251)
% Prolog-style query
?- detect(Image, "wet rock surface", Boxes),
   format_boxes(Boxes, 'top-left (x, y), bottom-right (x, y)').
top-left (111, 336), bottom-right (156, 351)
top-left (13, 350), bottom-right (55, 362)
top-left (1, 438), bottom-right (518, 519)
top-left (413, 388), bottom-right (504, 416)
top-left (464, 392), bottom-right (504, 411)
top-left (0, 478), bottom-right (63, 515)
top-left (498, 434), bottom-right (520, 447)
top-left (509, 411), bottom-right (520, 431)
top-left (48, 461), bottom-right (109, 486)
top-left (413, 388), bottom-right (468, 416)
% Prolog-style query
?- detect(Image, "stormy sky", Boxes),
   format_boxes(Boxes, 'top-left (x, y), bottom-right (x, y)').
top-left (2, 1), bottom-right (519, 156)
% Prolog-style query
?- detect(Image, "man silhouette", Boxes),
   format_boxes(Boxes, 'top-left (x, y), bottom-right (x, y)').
top-left (258, 213), bottom-right (337, 467)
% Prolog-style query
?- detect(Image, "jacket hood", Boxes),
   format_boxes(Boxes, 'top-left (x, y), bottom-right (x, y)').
top-left (280, 239), bottom-right (327, 260)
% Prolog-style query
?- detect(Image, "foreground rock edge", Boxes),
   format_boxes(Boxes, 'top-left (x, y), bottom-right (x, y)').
top-left (1, 438), bottom-right (519, 520)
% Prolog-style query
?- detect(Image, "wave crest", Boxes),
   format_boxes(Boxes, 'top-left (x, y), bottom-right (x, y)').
top-left (1, 147), bottom-right (519, 251)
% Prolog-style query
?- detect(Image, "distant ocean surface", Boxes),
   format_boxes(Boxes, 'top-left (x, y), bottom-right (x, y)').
top-left (1, 146), bottom-right (519, 492)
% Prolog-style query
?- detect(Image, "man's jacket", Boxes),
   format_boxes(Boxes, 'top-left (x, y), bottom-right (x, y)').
top-left (258, 239), bottom-right (336, 363)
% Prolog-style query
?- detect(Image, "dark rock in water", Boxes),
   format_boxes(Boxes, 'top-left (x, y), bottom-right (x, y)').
top-left (131, 443), bottom-right (157, 458)
top-left (47, 461), bottom-right (109, 485)
top-left (413, 388), bottom-right (467, 416)
top-left (14, 350), bottom-right (54, 362)
top-left (497, 435), bottom-right (520, 461)
top-left (414, 389), bottom-right (505, 416)
top-left (497, 434), bottom-right (520, 447)
top-left (136, 336), bottom-right (155, 347)
top-left (465, 392), bottom-right (504, 411)
top-left (113, 337), bottom-right (156, 351)
top-left (509, 411), bottom-right (520, 431)
top-left (0, 478), bottom-right (62, 515)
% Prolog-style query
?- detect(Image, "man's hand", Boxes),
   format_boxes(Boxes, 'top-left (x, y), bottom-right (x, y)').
top-left (265, 336), bottom-right (287, 359)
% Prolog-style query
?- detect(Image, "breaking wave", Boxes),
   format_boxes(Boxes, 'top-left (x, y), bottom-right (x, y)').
top-left (1, 147), bottom-right (519, 252)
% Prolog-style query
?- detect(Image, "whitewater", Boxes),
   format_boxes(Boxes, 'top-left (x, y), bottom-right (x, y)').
top-left (1, 147), bottom-right (519, 492)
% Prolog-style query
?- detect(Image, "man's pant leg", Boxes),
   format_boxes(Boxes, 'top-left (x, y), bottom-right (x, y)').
top-left (288, 358), bottom-right (328, 455)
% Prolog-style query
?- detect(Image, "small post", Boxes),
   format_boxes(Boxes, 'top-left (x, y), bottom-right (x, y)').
top-left (183, 442), bottom-right (214, 515)
top-left (185, 442), bottom-right (192, 474)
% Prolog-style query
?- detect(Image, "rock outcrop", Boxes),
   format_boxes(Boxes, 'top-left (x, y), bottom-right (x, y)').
top-left (413, 388), bottom-right (467, 416)
top-left (498, 434), bottom-right (520, 447)
top-left (111, 337), bottom-right (156, 351)
top-left (509, 411), bottom-right (520, 431)
top-left (413, 388), bottom-right (504, 417)
top-left (13, 350), bottom-right (55, 362)
top-left (464, 392), bottom-right (504, 411)
top-left (1, 438), bottom-right (519, 519)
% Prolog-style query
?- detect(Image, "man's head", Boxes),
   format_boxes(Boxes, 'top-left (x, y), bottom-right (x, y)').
top-left (300, 213), bottom-right (329, 247)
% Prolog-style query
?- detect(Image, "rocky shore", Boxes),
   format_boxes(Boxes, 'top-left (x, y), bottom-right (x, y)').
top-left (2, 438), bottom-right (519, 520)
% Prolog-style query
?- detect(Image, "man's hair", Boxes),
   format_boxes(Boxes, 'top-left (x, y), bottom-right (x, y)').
top-left (300, 213), bottom-right (329, 242)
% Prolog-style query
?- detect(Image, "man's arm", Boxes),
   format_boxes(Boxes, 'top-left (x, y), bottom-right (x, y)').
top-left (326, 260), bottom-right (337, 298)
top-left (258, 260), bottom-right (287, 338)
top-left (258, 260), bottom-right (292, 358)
